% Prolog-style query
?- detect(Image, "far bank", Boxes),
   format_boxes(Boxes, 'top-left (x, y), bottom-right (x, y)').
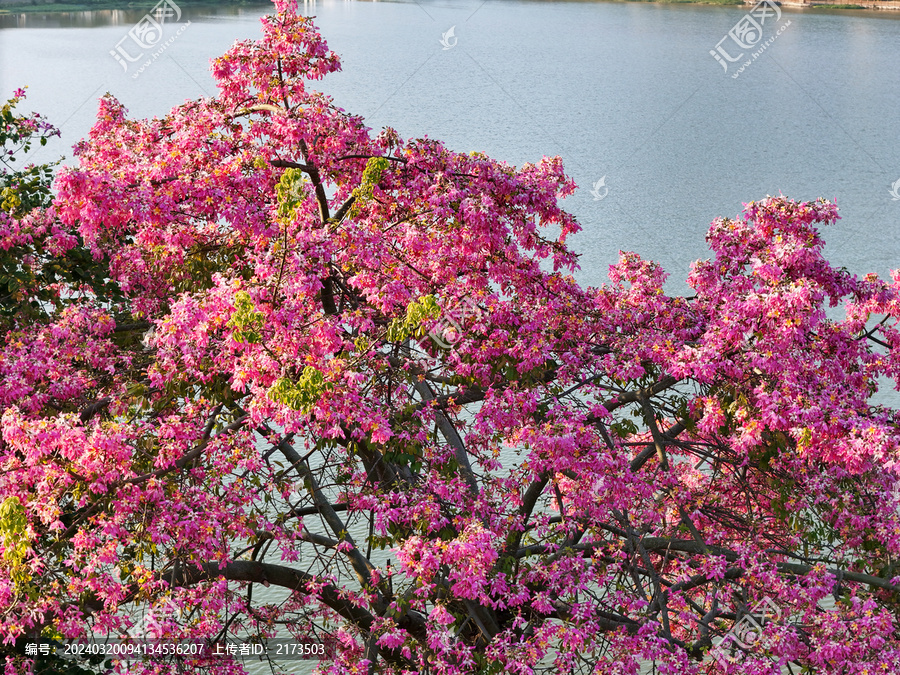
top-left (3, 0), bottom-right (900, 13)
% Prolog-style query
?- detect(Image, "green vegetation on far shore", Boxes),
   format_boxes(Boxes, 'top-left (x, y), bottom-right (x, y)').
top-left (0, 0), bottom-right (264, 14)
top-left (620, 0), bottom-right (744, 4)
top-left (0, 0), bottom-right (894, 13)
top-left (620, 0), bottom-right (878, 6)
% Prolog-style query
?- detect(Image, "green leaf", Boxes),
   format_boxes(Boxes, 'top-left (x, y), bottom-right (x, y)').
top-left (268, 366), bottom-right (329, 412)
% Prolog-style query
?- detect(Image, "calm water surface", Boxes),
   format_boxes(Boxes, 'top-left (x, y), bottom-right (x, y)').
top-left (2, 1), bottom-right (899, 671)
top-left (2, 0), bottom-right (899, 291)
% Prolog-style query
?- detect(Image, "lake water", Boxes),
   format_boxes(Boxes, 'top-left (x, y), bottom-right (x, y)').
top-left (1, 1), bottom-right (899, 672)
top-left (2, 0), bottom-right (900, 293)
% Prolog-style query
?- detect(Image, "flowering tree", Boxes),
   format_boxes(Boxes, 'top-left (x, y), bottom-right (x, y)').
top-left (0, 90), bottom-right (119, 336)
top-left (3, 2), bottom-right (900, 674)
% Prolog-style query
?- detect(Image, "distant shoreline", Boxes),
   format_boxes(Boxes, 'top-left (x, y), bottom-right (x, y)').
top-left (0, 0), bottom-right (265, 14)
top-left (612, 0), bottom-right (900, 8)
top-left (2, 0), bottom-right (900, 13)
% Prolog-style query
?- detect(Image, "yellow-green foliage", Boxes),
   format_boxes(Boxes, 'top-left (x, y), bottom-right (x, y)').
top-left (387, 295), bottom-right (442, 342)
top-left (268, 366), bottom-right (328, 412)
top-left (350, 157), bottom-right (389, 215)
top-left (228, 291), bottom-right (265, 344)
top-left (0, 496), bottom-right (32, 586)
top-left (0, 186), bottom-right (22, 214)
top-left (275, 168), bottom-right (306, 220)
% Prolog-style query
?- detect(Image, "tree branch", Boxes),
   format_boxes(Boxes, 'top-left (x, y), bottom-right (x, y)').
top-left (413, 380), bottom-right (478, 495)
top-left (630, 421), bottom-right (685, 473)
top-left (270, 158), bottom-right (314, 173)
top-left (266, 430), bottom-right (379, 593)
